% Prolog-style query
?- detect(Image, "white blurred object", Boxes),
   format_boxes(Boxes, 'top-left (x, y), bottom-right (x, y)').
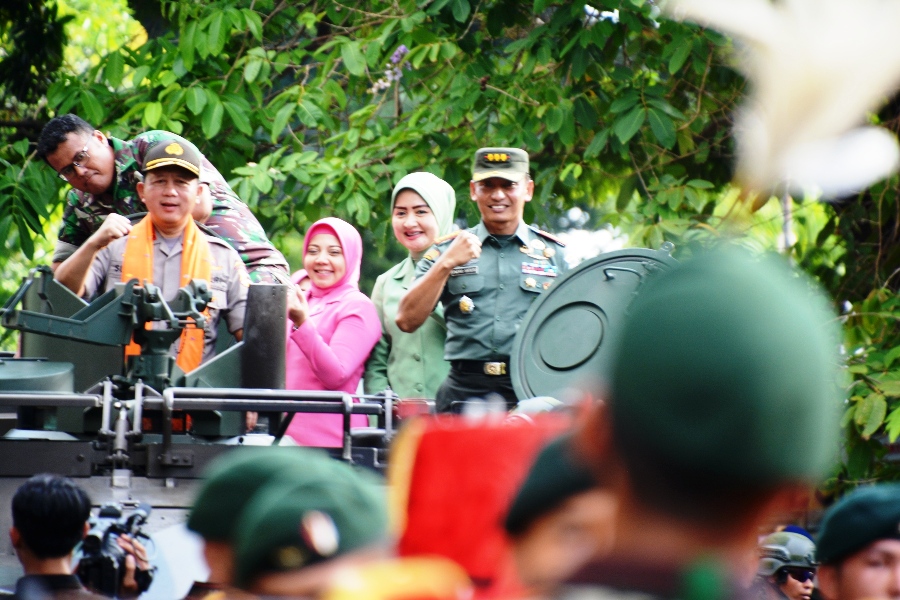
top-left (663, 0), bottom-right (900, 199)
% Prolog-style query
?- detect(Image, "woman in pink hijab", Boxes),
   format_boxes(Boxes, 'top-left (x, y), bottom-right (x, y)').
top-left (285, 218), bottom-right (382, 446)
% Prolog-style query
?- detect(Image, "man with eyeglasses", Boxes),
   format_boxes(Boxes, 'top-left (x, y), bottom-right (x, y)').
top-left (752, 532), bottom-right (817, 600)
top-left (396, 147), bottom-right (567, 412)
top-left (36, 114), bottom-right (290, 286)
top-left (816, 483), bottom-right (900, 600)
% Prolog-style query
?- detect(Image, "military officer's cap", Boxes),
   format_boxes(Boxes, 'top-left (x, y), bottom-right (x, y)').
top-left (233, 459), bottom-right (388, 589)
top-left (610, 245), bottom-right (841, 484)
top-left (817, 483), bottom-right (900, 564)
top-left (142, 137), bottom-right (201, 177)
top-left (472, 147), bottom-right (530, 182)
top-left (187, 447), bottom-right (333, 541)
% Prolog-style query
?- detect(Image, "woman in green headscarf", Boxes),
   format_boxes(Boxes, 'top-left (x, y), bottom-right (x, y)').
top-left (364, 172), bottom-right (457, 399)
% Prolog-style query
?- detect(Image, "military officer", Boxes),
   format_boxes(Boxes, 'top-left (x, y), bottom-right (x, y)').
top-left (396, 147), bottom-right (567, 412)
top-left (36, 114), bottom-right (290, 285)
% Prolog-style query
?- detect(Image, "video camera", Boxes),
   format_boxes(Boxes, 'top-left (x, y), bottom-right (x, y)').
top-left (77, 502), bottom-right (154, 597)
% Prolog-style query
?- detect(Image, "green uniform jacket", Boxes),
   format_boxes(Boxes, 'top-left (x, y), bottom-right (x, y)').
top-left (363, 257), bottom-right (450, 399)
top-left (414, 220), bottom-right (568, 361)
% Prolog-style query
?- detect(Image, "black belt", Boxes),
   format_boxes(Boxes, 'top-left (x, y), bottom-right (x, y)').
top-left (452, 359), bottom-right (510, 376)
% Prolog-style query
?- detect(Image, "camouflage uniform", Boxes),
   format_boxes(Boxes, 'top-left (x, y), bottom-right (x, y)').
top-left (53, 131), bottom-right (290, 283)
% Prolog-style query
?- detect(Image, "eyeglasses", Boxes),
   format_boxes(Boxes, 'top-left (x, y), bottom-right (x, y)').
top-left (783, 567), bottom-right (816, 583)
top-left (57, 144), bottom-right (90, 181)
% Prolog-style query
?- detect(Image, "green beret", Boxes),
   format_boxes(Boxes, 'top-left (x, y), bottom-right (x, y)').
top-left (233, 460), bottom-right (387, 589)
top-left (610, 246), bottom-right (841, 483)
top-left (187, 447), bottom-right (332, 541)
top-left (817, 484), bottom-right (900, 564)
top-left (504, 435), bottom-right (596, 536)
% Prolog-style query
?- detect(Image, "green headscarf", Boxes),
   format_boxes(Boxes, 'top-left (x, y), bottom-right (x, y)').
top-left (391, 172), bottom-right (456, 258)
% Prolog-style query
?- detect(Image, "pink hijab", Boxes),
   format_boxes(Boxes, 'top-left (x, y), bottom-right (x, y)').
top-left (303, 217), bottom-right (362, 303)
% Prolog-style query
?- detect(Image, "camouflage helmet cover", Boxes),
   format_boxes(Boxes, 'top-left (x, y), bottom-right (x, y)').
top-left (757, 531), bottom-right (817, 576)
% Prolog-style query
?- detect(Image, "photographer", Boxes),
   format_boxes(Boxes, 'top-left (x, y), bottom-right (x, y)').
top-left (8, 474), bottom-right (152, 599)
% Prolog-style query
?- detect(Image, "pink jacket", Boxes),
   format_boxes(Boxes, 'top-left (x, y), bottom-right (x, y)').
top-left (285, 218), bottom-right (381, 447)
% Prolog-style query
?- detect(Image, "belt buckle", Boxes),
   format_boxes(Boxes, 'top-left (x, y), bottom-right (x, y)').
top-left (484, 362), bottom-right (507, 376)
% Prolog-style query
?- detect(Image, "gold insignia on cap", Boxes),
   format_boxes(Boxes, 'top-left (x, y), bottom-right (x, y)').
top-left (485, 152), bottom-right (509, 163)
top-left (543, 247), bottom-right (555, 258)
top-left (275, 546), bottom-right (307, 569)
top-left (525, 277), bottom-right (537, 288)
top-left (299, 510), bottom-right (339, 558)
top-left (164, 142), bottom-right (185, 156)
top-left (459, 295), bottom-right (474, 314)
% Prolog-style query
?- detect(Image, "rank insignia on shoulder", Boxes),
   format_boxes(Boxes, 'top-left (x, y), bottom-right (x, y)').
top-left (433, 230), bottom-right (462, 245)
top-left (459, 295), bottom-right (475, 314)
top-left (423, 248), bottom-right (440, 261)
top-left (530, 226), bottom-right (566, 247)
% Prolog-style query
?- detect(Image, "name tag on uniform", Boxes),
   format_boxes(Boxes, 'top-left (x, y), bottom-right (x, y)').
top-left (522, 263), bottom-right (558, 277)
top-left (450, 265), bottom-right (479, 276)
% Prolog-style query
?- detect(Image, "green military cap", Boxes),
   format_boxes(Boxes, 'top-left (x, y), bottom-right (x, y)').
top-left (817, 484), bottom-right (900, 564)
top-left (187, 447), bottom-right (333, 541)
top-left (610, 245), bottom-right (841, 484)
top-left (142, 137), bottom-right (201, 176)
top-left (757, 531), bottom-right (817, 576)
top-left (233, 460), bottom-right (388, 589)
top-left (504, 434), bottom-right (596, 536)
top-left (472, 147), bottom-right (529, 182)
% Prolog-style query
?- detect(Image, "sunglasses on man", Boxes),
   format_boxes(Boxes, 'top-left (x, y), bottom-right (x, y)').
top-left (782, 567), bottom-right (816, 583)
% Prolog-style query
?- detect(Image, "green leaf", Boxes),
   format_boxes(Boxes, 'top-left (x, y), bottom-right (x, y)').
top-left (887, 407), bottom-right (900, 442)
top-left (242, 8), bottom-right (263, 40)
top-left (132, 66), bottom-right (150, 86)
top-left (80, 90), bottom-right (104, 124)
top-left (201, 97), bottom-right (224, 138)
top-left (144, 102), bottom-right (163, 128)
top-left (885, 346), bottom-right (900, 369)
top-left (180, 21), bottom-right (196, 71)
top-left (879, 379), bottom-right (900, 397)
top-left (584, 130), bottom-right (609, 159)
top-left (271, 104), bottom-right (295, 142)
top-left (341, 40), bottom-right (366, 76)
top-left (609, 92), bottom-right (639, 114)
top-left (223, 100), bottom-right (252, 135)
top-left (613, 106), bottom-right (646, 144)
top-left (545, 106), bottom-right (565, 133)
top-left (648, 108), bottom-right (676, 148)
top-left (856, 393), bottom-right (887, 439)
top-left (687, 179), bottom-right (715, 189)
top-left (187, 87), bottom-right (207, 115)
top-left (452, 0), bottom-right (471, 22)
top-left (105, 52), bottom-right (124, 87)
top-left (668, 39), bottom-right (692, 74)
top-left (208, 12), bottom-right (228, 56)
top-left (617, 175), bottom-right (638, 211)
top-left (243, 58), bottom-right (263, 83)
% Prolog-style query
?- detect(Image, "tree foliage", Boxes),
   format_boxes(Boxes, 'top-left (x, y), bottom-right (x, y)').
top-left (4, 0), bottom-right (900, 491)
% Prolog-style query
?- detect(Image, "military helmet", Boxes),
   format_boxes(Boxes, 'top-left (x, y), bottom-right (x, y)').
top-left (757, 531), bottom-right (817, 576)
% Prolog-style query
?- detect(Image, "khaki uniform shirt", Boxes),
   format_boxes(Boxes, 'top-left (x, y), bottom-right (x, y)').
top-left (82, 229), bottom-right (250, 363)
top-left (414, 221), bottom-right (567, 361)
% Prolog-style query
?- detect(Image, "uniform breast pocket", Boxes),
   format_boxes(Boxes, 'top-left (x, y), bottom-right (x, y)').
top-left (448, 274), bottom-right (485, 296)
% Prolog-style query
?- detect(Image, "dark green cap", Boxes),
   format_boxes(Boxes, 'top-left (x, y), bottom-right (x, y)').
top-left (817, 484), bottom-right (900, 564)
top-left (610, 246), bottom-right (841, 483)
top-left (504, 434), bottom-right (596, 536)
top-left (233, 460), bottom-right (387, 589)
top-left (472, 147), bottom-right (529, 182)
top-left (757, 532), bottom-right (817, 576)
top-left (187, 447), bottom-right (332, 541)
top-left (142, 137), bottom-right (201, 176)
